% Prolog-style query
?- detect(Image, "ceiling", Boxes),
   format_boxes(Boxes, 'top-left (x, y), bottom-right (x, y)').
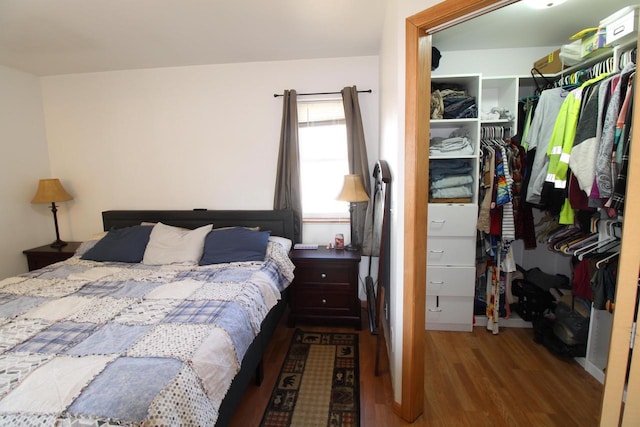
top-left (0, 0), bottom-right (386, 76)
top-left (433, 0), bottom-right (634, 51)
top-left (0, 0), bottom-right (634, 77)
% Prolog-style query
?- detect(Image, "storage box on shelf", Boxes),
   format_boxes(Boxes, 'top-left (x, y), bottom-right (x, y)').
top-left (578, 27), bottom-right (607, 58)
top-left (533, 49), bottom-right (564, 74)
top-left (602, 5), bottom-right (639, 47)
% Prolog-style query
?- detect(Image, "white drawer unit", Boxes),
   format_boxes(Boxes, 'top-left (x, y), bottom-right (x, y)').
top-left (427, 266), bottom-right (475, 297)
top-left (427, 204), bottom-right (479, 237)
top-left (427, 236), bottom-right (476, 266)
top-left (425, 294), bottom-right (474, 332)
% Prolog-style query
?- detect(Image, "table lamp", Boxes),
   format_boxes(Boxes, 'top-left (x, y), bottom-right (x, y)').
top-left (337, 174), bottom-right (370, 251)
top-left (31, 178), bottom-right (73, 248)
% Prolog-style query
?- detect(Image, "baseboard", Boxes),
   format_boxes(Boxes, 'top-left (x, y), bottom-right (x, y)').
top-left (474, 313), bottom-right (533, 328)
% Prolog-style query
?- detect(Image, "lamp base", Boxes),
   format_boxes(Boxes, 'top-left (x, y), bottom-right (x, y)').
top-left (344, 243), bottom-right (360, 252)
top-left (50, 239), bottom-right (68, 249)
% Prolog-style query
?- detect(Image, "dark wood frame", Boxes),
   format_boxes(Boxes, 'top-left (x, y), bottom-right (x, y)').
top-left (100, 209), bottom-right (296, 427)
top-left (365, 160), bottom-right (391, 375)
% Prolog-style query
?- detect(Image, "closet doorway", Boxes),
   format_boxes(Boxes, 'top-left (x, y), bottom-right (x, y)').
top-left (404, 0), bottom-right (640, 425)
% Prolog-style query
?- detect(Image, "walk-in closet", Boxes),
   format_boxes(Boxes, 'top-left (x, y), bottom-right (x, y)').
top-left (417, 0), bottom-right (639, 423)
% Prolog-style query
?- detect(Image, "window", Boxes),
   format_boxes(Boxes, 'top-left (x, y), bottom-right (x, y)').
top-left (298, 100), bottom-right (349, 219)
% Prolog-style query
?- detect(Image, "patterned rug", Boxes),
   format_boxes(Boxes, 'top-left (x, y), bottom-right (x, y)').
top-left (260, 329), bottom-right (360, 427)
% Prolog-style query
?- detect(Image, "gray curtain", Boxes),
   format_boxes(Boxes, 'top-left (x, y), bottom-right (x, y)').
top-left (341, 86), bottom-right (371, 253)
top-left (274, 90), bottom-right (303, 243)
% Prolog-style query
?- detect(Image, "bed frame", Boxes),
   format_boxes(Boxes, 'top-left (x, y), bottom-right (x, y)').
top-left (101, 209), bottom-right (296, 427)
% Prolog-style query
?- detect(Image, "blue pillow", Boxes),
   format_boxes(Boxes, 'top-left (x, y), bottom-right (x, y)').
top-left (81, 225), bottom-right (153, 263)
top-left (199, 227), bottom-right (271, 265)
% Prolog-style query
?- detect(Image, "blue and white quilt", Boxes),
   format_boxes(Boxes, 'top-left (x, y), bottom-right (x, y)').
top-left (0, 242), bottom-right (294, 426)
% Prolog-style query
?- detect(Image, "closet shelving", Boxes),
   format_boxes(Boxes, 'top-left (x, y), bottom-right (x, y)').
top-left (426, 74), bottom-right (480, 332)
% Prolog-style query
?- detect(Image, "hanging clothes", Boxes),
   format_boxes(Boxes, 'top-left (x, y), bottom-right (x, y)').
top-left (524, 87), bottom-right (567, 205)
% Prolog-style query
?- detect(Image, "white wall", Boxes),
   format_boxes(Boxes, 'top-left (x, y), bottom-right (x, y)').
top-left (379, 0), bottom-right (443, 405)
top-left (0, 66), bottom-right (53, 279)
top-left (433, 46), bottom-right (559, 77)
top-left (40, 56), bottom-right (379, 242)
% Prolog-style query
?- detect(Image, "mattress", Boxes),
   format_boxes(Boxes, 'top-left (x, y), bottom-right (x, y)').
top-left (0, 238), bottom-right (294, 426)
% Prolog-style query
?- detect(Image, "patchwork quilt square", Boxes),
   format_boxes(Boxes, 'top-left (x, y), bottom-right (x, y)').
top-left (0, 355), bottom-right (113, 413)
top-left (112, 299), bottom-right (179, 325)
top-left (0, 296), bottom-right (50, 318)
top-left (163, 300), bottom-right (254, 359)
top-left (127, 323), bottom-right (212, 360)
top-left (67, 356), bottom-right (182, 424)
top-left (0, 352), bottom-right (54, 399)
top-left (13, 321), bottom-right (97, 354)
top-left (68, 297), bottom-right (136, 324)
top-left (66, 323), bottom-right (151, 356)
top-left (0, 318), bottom-right (52, 353)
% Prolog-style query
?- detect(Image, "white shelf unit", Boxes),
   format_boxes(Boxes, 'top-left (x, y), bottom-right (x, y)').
top-left (426, 74), bottom-right (481, 332)
top-left (480, 76), bottom-right (518, 138)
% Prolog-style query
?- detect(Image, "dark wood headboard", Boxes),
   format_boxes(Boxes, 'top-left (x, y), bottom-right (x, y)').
top-left (102, 209), bottom-right (297, 243)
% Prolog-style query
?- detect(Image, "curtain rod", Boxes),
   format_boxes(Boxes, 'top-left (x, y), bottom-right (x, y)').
top-left (273, 89), bottom-right (372, 98)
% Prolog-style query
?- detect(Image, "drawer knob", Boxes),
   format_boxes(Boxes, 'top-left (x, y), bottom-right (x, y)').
top-left (320, 273), bottom-right (327, 279)
top-left (322, 299), bottom-right (327, 304)
top-left (430, 281), bottom-right (444, 285)
top-left (429, 250), bottom-right (444, 254)
top-left (431, 219), bottom-right (446, 224)
top-left (428, 308), bottom-right (443, 312)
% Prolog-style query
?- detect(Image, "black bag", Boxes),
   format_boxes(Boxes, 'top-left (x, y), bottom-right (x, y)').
top-left (533, 317), bottom-right (587, 358)
top-left (511, 278), bottom-right (555, 321)
top-left (553, 302), bottom-right (589, 346)
top-left (524, 267), bottom-right (570, 292)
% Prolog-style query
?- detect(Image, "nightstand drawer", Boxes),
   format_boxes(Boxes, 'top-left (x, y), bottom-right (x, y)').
top-left (294, 262), bottom-right (352, 284)
top-left (294, 287), bottom-right (354, 311)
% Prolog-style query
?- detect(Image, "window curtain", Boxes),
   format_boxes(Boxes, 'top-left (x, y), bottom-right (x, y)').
top-left (274, 89), bottom-right (303, 243)
top-left (341, 86), bottom-right (372, 254)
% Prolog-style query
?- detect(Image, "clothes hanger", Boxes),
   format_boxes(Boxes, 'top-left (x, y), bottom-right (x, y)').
top-left (575, 237), bottom-right (620, 261)
top-left (561, 233), bottom-right (599, 254)
top-left (595, 251), bottom-right (620, 269)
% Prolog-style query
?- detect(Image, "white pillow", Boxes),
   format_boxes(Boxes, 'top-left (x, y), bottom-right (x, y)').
top-left (142, 222), bottom-right (213, 265)
top-left (268, 235), bottom-right (292, 252)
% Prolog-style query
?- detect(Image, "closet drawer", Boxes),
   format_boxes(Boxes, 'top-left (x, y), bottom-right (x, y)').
top-left (427, 236), bottom-right (475, 266)
top-left (427, 204), bottom-right (478, 237)
top-left (427, 266), bottom-right (475, 297)
top-left (425, 295), bottom-right (474, 332)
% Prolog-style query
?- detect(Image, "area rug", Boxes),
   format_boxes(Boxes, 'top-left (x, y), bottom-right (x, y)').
top-left (260, 329), bottom-right (360, 427)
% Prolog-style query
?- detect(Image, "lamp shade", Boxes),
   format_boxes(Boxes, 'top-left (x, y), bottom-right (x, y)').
top-left (31, 179), bottom-right (73, 204)
top-left (337, 174), bottom-right (369, 203)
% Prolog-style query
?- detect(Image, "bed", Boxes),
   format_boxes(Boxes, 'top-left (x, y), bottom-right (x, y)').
top-left (0, 209), bottom-right (297, 426)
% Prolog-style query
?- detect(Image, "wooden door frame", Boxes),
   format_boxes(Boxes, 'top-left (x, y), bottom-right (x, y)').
top-left (403, 0), bottom-right (640, 424)
top-left (403, 0), bottom-right (514, 421)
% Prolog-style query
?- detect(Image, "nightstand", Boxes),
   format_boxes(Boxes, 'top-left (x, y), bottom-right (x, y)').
top-left (288, 247), bottom-right (362, 329)
top-left (23, 242), bottom-right (82, 271)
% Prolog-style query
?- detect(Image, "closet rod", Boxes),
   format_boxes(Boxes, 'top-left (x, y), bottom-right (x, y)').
top-left (273, 89), bottom-right (372, 98)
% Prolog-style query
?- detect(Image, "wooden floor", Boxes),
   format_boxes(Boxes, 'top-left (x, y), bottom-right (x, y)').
top-left (228, 307), bottom-right (603, 426)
